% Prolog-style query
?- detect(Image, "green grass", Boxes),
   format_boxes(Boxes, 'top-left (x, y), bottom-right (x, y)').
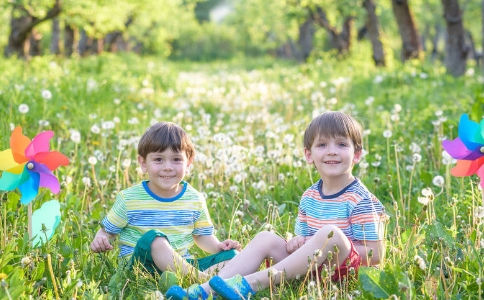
top-left (0, 50), bottom-right (483, 299)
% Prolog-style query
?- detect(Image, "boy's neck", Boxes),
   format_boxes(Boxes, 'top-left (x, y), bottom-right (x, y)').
top-left (320, 174), bottom-right (355, 196)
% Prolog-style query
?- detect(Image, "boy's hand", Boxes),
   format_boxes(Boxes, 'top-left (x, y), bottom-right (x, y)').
top-left (90, 228), bottom-right (114, 253)
top-left (219, 239), bottom-right (242, 251)
top-left (286, 235), bottom-right (309, 254)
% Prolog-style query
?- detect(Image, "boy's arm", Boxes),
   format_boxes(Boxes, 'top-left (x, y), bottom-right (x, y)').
top-left (193, 234), bottom-right (241, 254)
top-left (90, 228), bottom-right (117, 253)
top-left (354, 239), bottom-right (384, 266)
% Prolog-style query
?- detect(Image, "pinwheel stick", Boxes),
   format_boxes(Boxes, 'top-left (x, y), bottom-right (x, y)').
top-left (28, 203), bottom-right (33, 241)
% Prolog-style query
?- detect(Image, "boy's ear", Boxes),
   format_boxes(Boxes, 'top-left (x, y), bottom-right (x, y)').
top-left (138, 155), bottom-right (147, 173)
top-left (304, 148), bottom-right (314, 163)
top-left (353, 151), bottom-right (362, 164)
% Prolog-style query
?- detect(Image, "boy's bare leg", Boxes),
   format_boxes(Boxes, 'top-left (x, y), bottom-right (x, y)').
top-left (244, 225), bottom-right (351, 292)
top-left (200, 231), bottom-right (290, 291)
top-left (150, 237), bottom-right (209, 281)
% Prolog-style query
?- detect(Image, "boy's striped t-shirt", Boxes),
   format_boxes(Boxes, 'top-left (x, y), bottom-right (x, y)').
top-left (295, 178), bottom-right (386, 241)
top-left (102, 181), bottom-right (214, 258)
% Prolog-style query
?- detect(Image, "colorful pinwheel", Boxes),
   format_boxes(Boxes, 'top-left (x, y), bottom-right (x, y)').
top-left (442, 114), bottom-right (484, 188)
top-left (0, 126), bottom-right (69, 204)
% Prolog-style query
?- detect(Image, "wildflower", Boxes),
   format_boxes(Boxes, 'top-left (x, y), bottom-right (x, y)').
top-left (442, 150), bottom-right (456, 165)
top-left (477, 277), bottom-right (482, 286)
top-left (122, 159), bottom-right (131, 169)
top-left (0, 273), bottom-right (7, 280)
top-left (38, 120), bottom-right (50, 127)
top-left (235, 210), bottom-right (244, 218)
top-left (41, 89), bottom-right (52, 100)
top-left (412, 153), bottom-right (422, 162)
top-left (18, 104), bottom-right (29, 114)
top-left (432, 175), bottom-right (445, 187)
top-left (229, 186), bottom-right (238, 193)
top-left (383, 130), bottom-right (392, 138)
top-left (268, 268), bottom-right (278, 277)
top-left (314, 249), bottom-right (322, 257)
top-left (21, 256), bottom-right (32, 267)
top-left (101, 121), bottom-right (115, 130)
top-left (285, 232), bottom-right (293, 241)
top-left (421, 187), bottom-right (433, 198)
top-left (417, 195), bottom-right (429, 205)
top-left (373, 75), bottom-right (384, 84)
top-left (365, 96), bottom-right (374, 106)
top-left (414, 255), bottom-right (427, 270)
top-left (88, 156), bottom-right (97, 165)
top-left (91, 124), bottom-right (101, 134)
top-left (82, 177), bottom-right (91, 187)
top-left (113, 98), bottom-right (121, 105)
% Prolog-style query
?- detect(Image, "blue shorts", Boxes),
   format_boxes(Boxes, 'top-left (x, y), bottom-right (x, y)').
top-left (130, 229), bottom-right (237, 274)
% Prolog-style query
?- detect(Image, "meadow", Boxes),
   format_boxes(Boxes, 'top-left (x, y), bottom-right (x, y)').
top-left (0, 50), bottom-right (483, 299)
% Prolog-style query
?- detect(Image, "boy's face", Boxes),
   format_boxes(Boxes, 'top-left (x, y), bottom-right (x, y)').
top-left (304, 135), bottom-right (361, 181)
top-left (138, 148), bottom-right (192, 198)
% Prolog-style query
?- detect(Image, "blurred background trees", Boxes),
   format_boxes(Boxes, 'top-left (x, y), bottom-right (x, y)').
top-left (0, 0), bottom-right (482, 76)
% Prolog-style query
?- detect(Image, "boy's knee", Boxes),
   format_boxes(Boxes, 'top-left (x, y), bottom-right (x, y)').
top-left (151, 236), bottom-right (170, 251)
top-left (254, 231), bottom-right (285, 246)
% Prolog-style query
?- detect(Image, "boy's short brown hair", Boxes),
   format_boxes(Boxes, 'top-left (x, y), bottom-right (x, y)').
top-left (303, 111), bottom-right (363, 152)
top-left (138, 122), bottom-right (195, 160)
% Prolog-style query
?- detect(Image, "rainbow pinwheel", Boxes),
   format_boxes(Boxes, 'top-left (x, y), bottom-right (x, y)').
top-left (0, 126), bottom-right (69, 204)
top-left (442, 114), bottom-right (484, 188)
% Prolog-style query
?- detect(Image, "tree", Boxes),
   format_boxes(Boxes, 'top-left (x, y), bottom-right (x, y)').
top-left (441, 0), bottom-right (468, 76)
top-left (391, 0), bottom-right (422, 60)
top-left (362, 0), bottom-right (386, 66)
top-left (4, 0), bottom-right (61, 58)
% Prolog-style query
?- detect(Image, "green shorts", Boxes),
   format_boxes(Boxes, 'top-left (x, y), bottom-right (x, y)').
top-left (130, 229), bottom-right (237, 274)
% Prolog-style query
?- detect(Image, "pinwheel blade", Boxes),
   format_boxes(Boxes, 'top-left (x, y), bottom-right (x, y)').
top-left (18, 172), bottom-right (40, 204)
top-left (25, 131), bottom-right (54, 160)
top-left (442, 137), bottom-right (483, 160)
top-left (459, 114), bottom-right (482, 150)
top-left (0, 149), bottom-right (21, 172)
top-left (31, 200), bottom-right (61, 247)
top-left (0, 170), bottom-right (27, 191)
top-left (450, 157), bottom-right (484, 177)
top-left (38, 171), bottom-right (61, 194)
top-left (34, 151), bottom-right (70, 171)
top-left (10, 127), bottom-right (30, 164)
top-left (478, 164), bottom-right (484, 189)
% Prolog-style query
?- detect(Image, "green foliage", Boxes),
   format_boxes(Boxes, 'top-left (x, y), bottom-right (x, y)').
top-left (0, 52), bottom-right (484, 298)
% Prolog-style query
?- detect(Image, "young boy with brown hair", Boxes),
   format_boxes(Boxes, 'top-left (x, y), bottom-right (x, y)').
top-left (90, 122), bottom-right (240, 280)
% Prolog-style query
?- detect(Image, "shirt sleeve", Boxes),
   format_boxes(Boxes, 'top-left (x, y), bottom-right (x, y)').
top-left (295, 196), bottom-right (309, 236)
top-left (349, 195), bottom-right (386, 241)
top-left (192, 193), bottom-right (214, 236)
top-left (101, 192), bottom-right (128, 234)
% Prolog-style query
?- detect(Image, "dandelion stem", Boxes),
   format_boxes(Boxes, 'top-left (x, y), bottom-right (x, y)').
top-left (47, 254), bottom-right (60, 300)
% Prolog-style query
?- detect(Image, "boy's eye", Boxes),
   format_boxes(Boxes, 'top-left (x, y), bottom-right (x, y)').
top-left (339, 142), bottom-right (348, 147)
top-left (317, 143), bottom-right (326, 147)
top-left (174, 157), bottom-right (182, 162)
top-left (154, 157), bottom-right (162, 162)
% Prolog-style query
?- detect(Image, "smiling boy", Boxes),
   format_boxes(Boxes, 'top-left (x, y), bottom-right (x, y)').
top-left (167, 111), bottom-right (387, 300)
top-left (90, 122), bottom-right (240, 279)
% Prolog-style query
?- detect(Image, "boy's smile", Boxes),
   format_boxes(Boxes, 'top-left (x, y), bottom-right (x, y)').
top-left (138, 149), bottom-right (192, 198)
top-left (304, 135), bottom-right (361, 192)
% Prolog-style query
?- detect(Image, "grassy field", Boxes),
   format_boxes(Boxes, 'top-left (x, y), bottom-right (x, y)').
top-left (0, 50), bottom-right (483, 299)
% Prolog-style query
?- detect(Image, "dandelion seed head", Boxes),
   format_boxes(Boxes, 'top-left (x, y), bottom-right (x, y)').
top-left (88, 156), bottom-right (97, 165)
top-left (432, 175), bottom-right (444, 187)
top-left (41, 89), bottom-right (52, 100)
top-left (383, 130), bottom-right (392, 138)
top-left (18, 104), bottom-right (29, 114)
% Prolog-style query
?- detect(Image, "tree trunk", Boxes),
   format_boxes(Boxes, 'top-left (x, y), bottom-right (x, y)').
top-left (441, 0), bottom-right (467, 76)
top-left (50, 18), bottom-right (60, 55)
top-left (391, 0), bottom-right (422, 60)
top-left (297, 18), bottom-right (315, 62)
top-left (28, 29), bottom-right (42, 56)
top-left (4, 0), bottom-right (61, 58)
top-left (311, 7), bottom-right (353, 54)
top-left (431, 24), bottom-right (443, 60)
top-left (78, 29), bottom-right (92, 56)
top-left (64, 23), bottom-right (75, 57)
top-left (363, 0), bottom-right (386, 66)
